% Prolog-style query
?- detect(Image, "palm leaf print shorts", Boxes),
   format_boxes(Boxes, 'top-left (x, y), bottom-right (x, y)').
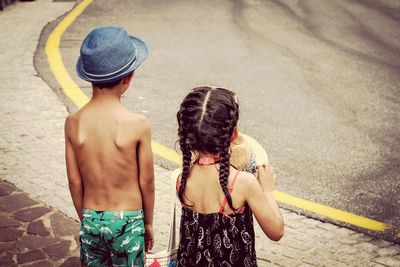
top-left (80, 208), bottom-right (145, 267)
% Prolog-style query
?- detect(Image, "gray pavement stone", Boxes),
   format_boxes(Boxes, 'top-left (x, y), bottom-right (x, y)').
top-left (0, 242), bottom-right (17, 254)
top-left (0, 182), bottom-right (15, 196)
top-left (0, 215), bottom-right (21, 228)
top-left (338, 237), bottom-right (360, 245)
top-left (369, 239), bottom-right (394, 249)
top-left (27, 220), bottom-right (50, 237)
top-left (0, 228), bottom-right (23, 242)
top-left (353, 232), bottom-right (375, 242)
top-left (0, 193), bottom-right (38, 212)
top-left (13, 206), bottom-right (52, 222)
top-left (335, 244), bottom-right (364, 255)
top-left (376, 245), bottom-right (400, 256)
top-left (15, 235), bottom-right (62, 251)
top-left (356, 241), bottom-right (380, 253)
top-left (301, 254), bottom-right (329, 266)
top-left (60, 256), bottom-right (81, 267)
top-left (0, 253), bottom-right (16, 266)
top-left (42, 240), bottom-right (71, 261)
top-left (331, 251), bottom-right (358, 264)
top-left (373, 256), bottom-right (400, 267)
top-left (49, 212), bottom-right (79, 238)
top-left (22, 259), bottom-right (54, 267)
top-left (17, 250), bottom-right (47, 265)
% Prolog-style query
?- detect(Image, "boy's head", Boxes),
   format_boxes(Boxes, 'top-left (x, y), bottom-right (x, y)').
top-left (76, 26), bottom-right (148, 87)
top-left (92, 72), bottom-right (134, 89)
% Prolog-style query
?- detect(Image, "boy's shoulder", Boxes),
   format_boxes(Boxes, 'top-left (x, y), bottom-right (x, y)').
top-left (120, 108), bottom-right (148, 121)
top-left (64, 112), bottom-right (79, 133)
top-left (64, 108), bottom-right (86, 130)
top-left (65, 107), bottom-right (150, 126)
top-left (111, 109), bottom-right (152, 143)
top-left (119, 108), bottom-right (151, 131)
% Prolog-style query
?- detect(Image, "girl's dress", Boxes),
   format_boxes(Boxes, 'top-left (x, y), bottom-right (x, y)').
top-left (177, 170), bottom-right (257, 267)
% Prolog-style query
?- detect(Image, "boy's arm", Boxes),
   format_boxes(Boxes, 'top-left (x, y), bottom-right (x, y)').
top-left (65, 116), bottom-right (84, 222)
top-left (137, 117), bottom-right (155, 251)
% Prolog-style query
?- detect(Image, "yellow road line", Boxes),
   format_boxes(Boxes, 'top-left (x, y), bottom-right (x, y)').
top-left (45, 0), bottom-right (390, 232)
top-left (45, 0), bottom-right (92, 108)
top-left (273, 191), bottom-right (387, 231)
top-left (151, 141), bottom-right (181, 165)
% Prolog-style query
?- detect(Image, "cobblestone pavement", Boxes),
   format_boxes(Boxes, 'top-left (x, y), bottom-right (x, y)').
top-left (0, 0), bottom-right (400, 266)
top-left (0, 180), bottom-right (80, 266)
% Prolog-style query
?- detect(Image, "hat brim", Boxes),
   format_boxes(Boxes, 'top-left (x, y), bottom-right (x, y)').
top-left (236, 133), bottom-right (269, 165)
top-left (229, 132), bottom-right (269, 171)
top-left (76, 35), bottom-right (148, 83)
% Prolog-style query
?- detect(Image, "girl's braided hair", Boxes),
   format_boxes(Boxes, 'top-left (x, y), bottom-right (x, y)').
top-left (177, 86), bottom-right (239, 210)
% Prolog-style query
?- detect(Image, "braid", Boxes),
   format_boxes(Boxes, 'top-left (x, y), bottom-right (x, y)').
top-left (177, 106), bottom-right (193, 206)
top-left (218, 107), bottom-right (238, 211)
top-left (178, 142), bottom-right (192, 205)
top-left (176, 86), bottom-right (239, 210)
top-left (219, 143), bottom-right (234, 210)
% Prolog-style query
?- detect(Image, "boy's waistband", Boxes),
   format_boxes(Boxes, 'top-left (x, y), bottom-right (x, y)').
top-left (82, 208), bottom-right (144, 220)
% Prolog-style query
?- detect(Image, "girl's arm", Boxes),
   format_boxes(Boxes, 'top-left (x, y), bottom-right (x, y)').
top-left (244, 164), bottom-right (284, 241)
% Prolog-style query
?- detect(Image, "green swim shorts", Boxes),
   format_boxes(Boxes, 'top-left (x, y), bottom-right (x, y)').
top-left (80, 208), bottom-right (145, 267)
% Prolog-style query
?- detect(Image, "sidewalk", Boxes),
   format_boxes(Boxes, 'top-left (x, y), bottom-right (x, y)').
top-left (0, 0), bottom-right (399, 266)
top-left (0, 180), bottom-right (80, 266)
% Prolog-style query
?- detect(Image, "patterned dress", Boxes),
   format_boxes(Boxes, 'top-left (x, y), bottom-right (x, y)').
top-left (177, 171), bottom-right (257, 267)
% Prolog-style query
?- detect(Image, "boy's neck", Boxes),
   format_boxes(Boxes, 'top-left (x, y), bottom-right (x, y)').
top-left (91, 87), bottom-right (122, 104)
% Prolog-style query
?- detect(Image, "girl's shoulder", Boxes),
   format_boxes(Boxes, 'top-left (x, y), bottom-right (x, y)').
top-left (172, 168), bottom-right (182, 188)
top-left (231, 169), bottom-right (258, 191)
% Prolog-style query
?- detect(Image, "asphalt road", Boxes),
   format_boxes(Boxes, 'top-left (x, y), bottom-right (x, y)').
top-left (36, 0), bottom-right (400, 233)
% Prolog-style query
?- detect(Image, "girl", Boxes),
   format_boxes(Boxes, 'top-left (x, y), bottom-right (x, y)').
top-left (176, 86), bottom-right (284, 266)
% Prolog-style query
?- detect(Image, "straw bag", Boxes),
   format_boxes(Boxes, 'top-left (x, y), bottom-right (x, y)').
top-left (145, 170), bottom-right (180, 267)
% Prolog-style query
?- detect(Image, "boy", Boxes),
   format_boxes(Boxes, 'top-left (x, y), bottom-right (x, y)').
top-left (65, 26), bottom-right (154, 266)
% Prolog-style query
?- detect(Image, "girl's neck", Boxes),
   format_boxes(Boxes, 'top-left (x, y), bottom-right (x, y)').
top-left (196, 153), bottom-right (220, 165)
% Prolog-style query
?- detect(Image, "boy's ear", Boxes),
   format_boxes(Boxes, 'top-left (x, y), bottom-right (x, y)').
top-left (122, 72), bottom-right (135, 85)
top-left (230, 126), bottom-right (239, 143)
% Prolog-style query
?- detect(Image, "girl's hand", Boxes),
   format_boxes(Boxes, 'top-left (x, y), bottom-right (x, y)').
top-left (256, 164), bottom-right (276, 192)
top-left (144, 224), bottom-right (154, 252)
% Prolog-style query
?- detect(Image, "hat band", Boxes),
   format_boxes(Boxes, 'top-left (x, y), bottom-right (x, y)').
top-left (82, 50), bottom-right (137, 80)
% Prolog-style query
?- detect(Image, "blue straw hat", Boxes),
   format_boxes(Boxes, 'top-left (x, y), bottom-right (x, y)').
top-left (76, 26), bottom-right (148, 83)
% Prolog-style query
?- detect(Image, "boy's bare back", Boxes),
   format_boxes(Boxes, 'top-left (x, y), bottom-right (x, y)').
top-left (65, 101), bottom-right (152, 211)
